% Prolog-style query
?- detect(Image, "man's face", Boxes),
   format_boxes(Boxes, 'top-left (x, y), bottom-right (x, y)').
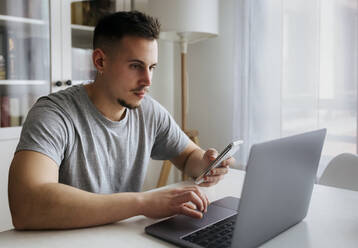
top-left (101, 36), bottom-right (158, 109)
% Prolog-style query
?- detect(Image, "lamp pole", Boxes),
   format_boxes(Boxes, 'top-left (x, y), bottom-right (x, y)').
top-left (180, 35), bottom-right (188, 131)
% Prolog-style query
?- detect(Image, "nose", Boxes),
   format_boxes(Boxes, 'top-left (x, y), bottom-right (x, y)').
top-left (141, 68), bottom-right (152, 86)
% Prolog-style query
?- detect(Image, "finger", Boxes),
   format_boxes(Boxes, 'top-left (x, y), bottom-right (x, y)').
top-left (179, 186), bottom-right (208, 212)
top-left (199, 177), bottom-right (220, 187)
top-left (205, 148), bottom-right (218, 161)
top-left (196, 187), bottom-right (209, 212)
top-left (204, 175), bottom-right (225, 184)
top-left (220, 160), bottom-right (230, 167)
top-left (190, 186), bottom-right (208, 212)
top-left (177, 186), bottom-right (208, 208)
top-left (183, 202), bottom-right (197, 210)
top-left (221, 156), bottom-right (235, 167)
top-left (199, 181), bottom-right (216, 187)
top-left (179, 205), bottom-right (203, 219)
top-left (174, 191), bottom-right (205, 212)
top-left (210, 167), bottom-right (229, 176)
top-left (204, 193), bottom-right (209, 212)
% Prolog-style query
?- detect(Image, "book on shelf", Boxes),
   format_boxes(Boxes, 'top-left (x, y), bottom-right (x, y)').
top-left (0, 27), bottom-right (6, 80)
top-left (5, 29), bottom-right (15, 79)
top-left (7, 28), bottom-right (32, 80)
top-left (71, 1), bottom-right (84, 26)
top-left (71, 1), bottom-right (90, 26)
top-left (71, 0), bottom-right (115, 26)
top-left (0, 55), bottom-right (5, 80)
top-left (1, 95), bottom-right (10, 127)
top-left (9, 97), bottom-right (20, 126)
top-left (1, 27), bottom-right (49, 81)
top-left (5, 28), bottom-right (24, 80)
top-left (0, 95), bottom-right (32, 127)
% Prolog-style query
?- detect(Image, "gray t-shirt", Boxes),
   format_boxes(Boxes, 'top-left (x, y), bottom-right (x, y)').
top-left (16, 84), bottom-right (189, 194)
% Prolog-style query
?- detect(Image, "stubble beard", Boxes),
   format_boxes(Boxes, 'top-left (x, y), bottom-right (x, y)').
top-left (117, 98), bottom-right (139, 110)
top-left (117, 86), bottom-right (149, 109)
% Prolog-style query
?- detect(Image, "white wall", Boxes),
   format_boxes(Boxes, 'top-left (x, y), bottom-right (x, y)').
top-left (185, 0), bottom-right (237, 153)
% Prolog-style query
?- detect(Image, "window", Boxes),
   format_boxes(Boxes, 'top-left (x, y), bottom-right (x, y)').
top-left (233, 0), bottom-right (357, 176)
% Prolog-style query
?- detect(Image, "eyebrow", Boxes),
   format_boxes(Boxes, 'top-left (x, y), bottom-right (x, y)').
top-left (127, 59), bottom-right (157, 67)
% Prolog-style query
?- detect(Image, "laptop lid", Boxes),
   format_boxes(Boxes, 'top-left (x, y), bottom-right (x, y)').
top-left (231, 129), bottom-right (326, 248)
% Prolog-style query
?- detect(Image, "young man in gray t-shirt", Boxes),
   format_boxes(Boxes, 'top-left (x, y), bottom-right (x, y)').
top-left (8, 11), bottom-right (234, 230)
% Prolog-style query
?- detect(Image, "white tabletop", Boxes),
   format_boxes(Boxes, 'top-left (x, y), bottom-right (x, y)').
top-left (1, 169), bottom-right (358, 248)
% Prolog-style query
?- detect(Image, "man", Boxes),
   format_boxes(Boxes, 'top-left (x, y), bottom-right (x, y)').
top-left (8, 11), bottom-right (234, 230)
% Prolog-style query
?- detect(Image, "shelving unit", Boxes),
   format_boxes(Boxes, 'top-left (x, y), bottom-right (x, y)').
top-left (0, 80), bottom-right (48, 85)
top-left (0, 14), bottom-right (47, 25)
top-left (71, 24), bottom-right (94, 32)
top-left (0, 2), bottom-right (50, 139)
top-left (0, 0), bottom-right (131, 139)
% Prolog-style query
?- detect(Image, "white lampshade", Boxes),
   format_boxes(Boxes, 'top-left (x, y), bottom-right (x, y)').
top-left (147, 0), bottom-right (219, 44)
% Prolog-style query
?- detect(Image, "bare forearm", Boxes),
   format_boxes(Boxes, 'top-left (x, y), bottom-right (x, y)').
top-left (184, 148), bottom-right (207, 178)
top-left (10, 183), bottom-right (143, 230)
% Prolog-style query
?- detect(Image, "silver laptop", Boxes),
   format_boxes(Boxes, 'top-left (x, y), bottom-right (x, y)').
top-left (145, 129), bottom-right (326, 248)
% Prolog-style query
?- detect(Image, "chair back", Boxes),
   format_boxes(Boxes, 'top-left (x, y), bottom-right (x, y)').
top-left (319, 153), bottom-right (358, 191)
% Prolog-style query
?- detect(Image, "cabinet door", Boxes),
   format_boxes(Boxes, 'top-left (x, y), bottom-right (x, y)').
top-left (0, 0), bottom-right (51, 139)
top-left (51, 0), bottom-right (131, 93)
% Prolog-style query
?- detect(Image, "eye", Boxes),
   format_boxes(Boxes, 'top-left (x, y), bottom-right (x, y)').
top-left (150, 65), bottom-right (157, 71)
top-left (130, 64), bottom-right (142, 70)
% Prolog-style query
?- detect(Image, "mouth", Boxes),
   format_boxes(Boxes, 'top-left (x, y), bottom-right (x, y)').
top-left (132, 87), bottom-right (149, 99)
top-left (134, 91), bottom-right (146, 99)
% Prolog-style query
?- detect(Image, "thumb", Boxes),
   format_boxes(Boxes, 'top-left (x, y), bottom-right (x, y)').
top-left (205, 148), bottom-right (218, 162)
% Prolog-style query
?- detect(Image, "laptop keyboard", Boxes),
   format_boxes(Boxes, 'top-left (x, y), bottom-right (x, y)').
top-left (182, 214), bottom-right (238, 248)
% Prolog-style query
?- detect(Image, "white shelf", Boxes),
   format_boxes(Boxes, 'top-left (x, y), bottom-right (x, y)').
top-left (0, 126), bottom-right (21, 140)
top-left (0, 80), bottom-right (48, 86)
top-left (71, 24), bottom-right (94, 32)
top-left (0, 15), bottom-right (47, 25)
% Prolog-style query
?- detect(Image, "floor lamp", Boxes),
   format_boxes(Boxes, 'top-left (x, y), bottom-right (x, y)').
top-left (147, 0), bottom-right (219, 186)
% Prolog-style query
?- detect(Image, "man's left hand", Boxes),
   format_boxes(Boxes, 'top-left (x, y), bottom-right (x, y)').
top-left (198, 148), bottom-right (235, 187)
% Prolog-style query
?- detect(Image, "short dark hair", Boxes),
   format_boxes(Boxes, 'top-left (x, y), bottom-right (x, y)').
top-left (93, 11), bottom-right (161, 51)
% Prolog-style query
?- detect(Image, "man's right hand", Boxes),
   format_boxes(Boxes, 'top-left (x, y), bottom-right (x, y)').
top-left (139, 186), bottom-right (209, 219)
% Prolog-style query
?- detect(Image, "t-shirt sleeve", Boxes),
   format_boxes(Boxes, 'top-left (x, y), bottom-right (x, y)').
top-left (15, 99), bottom-right (70, 166)
top-left (150, 100), bottom-right (190, 160)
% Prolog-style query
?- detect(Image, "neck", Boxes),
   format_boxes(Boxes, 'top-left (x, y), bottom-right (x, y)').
top-left (84, 79), bottom-right (126, 122)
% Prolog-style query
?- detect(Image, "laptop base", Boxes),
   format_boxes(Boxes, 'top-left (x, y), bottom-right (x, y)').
top-left (145, 196), bottom-right (240, 248)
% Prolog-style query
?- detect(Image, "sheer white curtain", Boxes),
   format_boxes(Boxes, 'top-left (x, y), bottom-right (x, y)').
top-left (233, 0), bottom-right (358, 176)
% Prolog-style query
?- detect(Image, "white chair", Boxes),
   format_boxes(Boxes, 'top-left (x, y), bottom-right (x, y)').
top-left (319, 153), bottom-right (358, 191)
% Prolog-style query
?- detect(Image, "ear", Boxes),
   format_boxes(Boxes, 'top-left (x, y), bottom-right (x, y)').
top-left (92, 48), bottom-right (106, 73)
